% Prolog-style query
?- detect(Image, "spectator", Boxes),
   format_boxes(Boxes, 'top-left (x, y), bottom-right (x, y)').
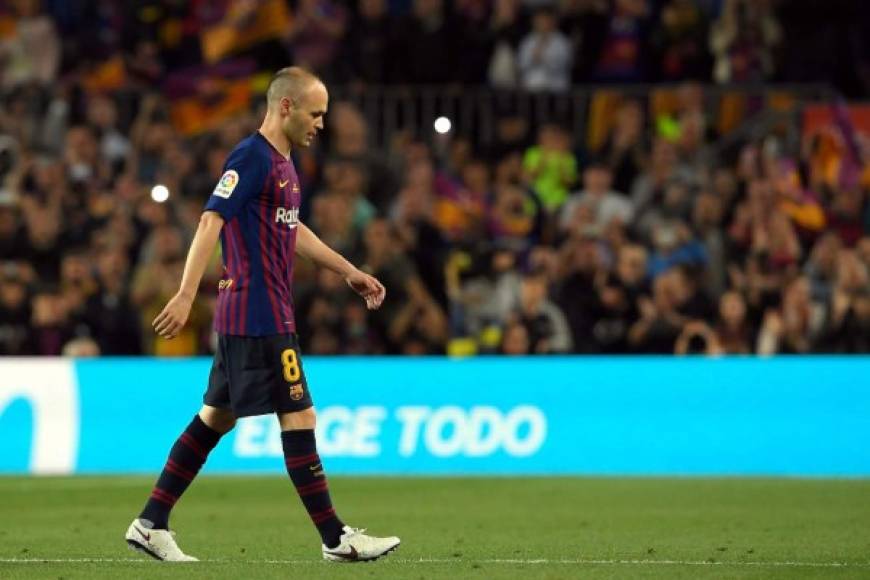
top-left (0, 267), bottom-right (31, 354)
top-left (646, 219), bottom-right (707, 280)
top-left (489, 181), bottom-right (544, 252)
top-left (131, 225), bottom-right (209, 355)
top-left (359, 218), bottom-right (436, 353)
top-left (560, 161), bottom-right (633, 235)
top-left (710, 0), bottom-right (781, 84)
top-left (86, 94), bottom-right (130, 173)
top-left (499, 319), bottom-right (532, 355)
top-left (756, 276), bottom-right (824, 355)
top-left (310, 193), bottom-right (362, 260)
top-left (433, 158), bottom-right (491, 243)
top-left (27, 289), bottom-right (72, 355)
top-left (523, 123), bottom-right (578, 213)
top-left (631, 138), bottom-right (696, 233)
top-left (297, 268), bottom-right (355, 354)
top-left (327, 102), bottom-right (398, 212)
top-left (517, 7), bottom-right (573, 92)
top-left (0, 0), bottom-right (60, 89)
top-left (628, 268), bottom-right (689, 353)
top-left (506, 270), bottom-right (573, 354)
top-left (592, 0), bottom-right (651, 82)
top-left (826, 188), bottom-right (866, 246)
top-left (320, 158), bottom-right (376, 232)
top-left (817, 249), bottom-right (870, 353)
top-left (803, 232), bottom-right (843, 304)
top-left (714, 290), bottom-right (754, 354)
top-left (487, 0), bottom-right (524, 89)
top-left (599, 100), bottom-right (647, 195)
top-left (589, 243), bottom-right (649, 353)
top-left (388, 275), bottom-right (449, 354)
top-left (84, 246), bottom-right (141, 355)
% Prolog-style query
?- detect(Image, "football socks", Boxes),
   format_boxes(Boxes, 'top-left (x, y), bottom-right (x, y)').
top-left (139, 415), bottom-right (223, 530)
top-left (281, 429), bottom-right (345, 548)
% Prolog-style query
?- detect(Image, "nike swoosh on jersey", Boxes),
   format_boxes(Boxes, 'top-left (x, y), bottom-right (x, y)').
top-left (279, 179), bottom-right (290, 188)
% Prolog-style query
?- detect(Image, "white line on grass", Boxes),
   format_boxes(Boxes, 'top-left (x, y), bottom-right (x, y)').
top-left (1, 558), bottom-right (868, 568)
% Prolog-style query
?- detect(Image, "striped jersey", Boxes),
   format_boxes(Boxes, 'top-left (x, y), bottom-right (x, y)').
top-left (203, 132), bottom-right (302, 336)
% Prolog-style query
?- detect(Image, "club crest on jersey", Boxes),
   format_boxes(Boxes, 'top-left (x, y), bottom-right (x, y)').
top-left (212, 170), bottom-right (239, 198)
top-left (275, 206), bottom-right (299, 229)
top-left (289, 383), bottom-right (304, 401)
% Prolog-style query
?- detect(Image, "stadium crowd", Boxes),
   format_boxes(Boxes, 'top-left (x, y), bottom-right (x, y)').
top-left (0, 0), bottom-right (868, 357)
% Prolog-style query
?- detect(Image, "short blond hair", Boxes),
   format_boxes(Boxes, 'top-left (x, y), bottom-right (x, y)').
top-left (266, 67), bottom-right (322, 107)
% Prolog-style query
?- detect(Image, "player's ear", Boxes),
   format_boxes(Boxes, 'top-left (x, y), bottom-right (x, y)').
top-left (281, 96), bottom-right (293, 114)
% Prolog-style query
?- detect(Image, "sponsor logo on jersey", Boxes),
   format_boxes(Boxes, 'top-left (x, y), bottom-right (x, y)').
top-left (218, 278), bottom-right (234, 291)
top-left (279, 179), bottom-right (289, 188)
top-left (289, 383), bottom-right (304, 401)
top-left (212, 170), bottom-right (239, 198)
top-left (275, 206), bottom-right (299, 229)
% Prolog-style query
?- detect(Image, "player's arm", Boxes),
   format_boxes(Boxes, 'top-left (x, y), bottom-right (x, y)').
top-left (153, 211), bottom-right (225, 339)
top-left (296, 221), bottom-right (385, 310)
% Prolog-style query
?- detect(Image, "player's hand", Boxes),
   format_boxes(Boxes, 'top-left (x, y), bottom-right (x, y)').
top-left (152, 292), bottom-right (194, 339)
top-left (346, 269), bottom-right (386, 310)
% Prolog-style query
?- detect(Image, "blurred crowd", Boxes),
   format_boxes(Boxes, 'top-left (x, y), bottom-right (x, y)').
top-left (1, 0), bottom-right (869, 94)
top-left (0, 0), bottom-right (868, 357)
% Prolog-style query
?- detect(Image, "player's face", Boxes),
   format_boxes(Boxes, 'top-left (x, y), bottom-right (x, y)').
top-left (284, 83), bottom-right (328, 149)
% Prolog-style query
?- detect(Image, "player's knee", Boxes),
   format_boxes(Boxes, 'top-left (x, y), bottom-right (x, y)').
top-left (278, 406), bottom-right (316, 431)
top-left (199, 405), bottom-right (237, 434)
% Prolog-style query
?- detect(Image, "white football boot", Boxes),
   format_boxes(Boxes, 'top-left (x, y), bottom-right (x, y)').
top-left (322, 525), bottom-right (400, 562)
top-left (125, 518), bottom-right (198, 562)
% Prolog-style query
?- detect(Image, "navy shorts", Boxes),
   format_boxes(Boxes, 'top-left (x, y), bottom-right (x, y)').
top-left (204, 334), bottom-right (313, 418)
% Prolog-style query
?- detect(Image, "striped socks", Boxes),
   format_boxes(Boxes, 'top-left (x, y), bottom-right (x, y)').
top-left (139, 415), bottom-right (222, 530)
top-left (282, 429), bottom-right (344, 548)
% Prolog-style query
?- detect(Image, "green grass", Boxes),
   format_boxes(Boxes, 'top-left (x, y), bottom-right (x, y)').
top-left (1, 477), bottom-right (869, 579)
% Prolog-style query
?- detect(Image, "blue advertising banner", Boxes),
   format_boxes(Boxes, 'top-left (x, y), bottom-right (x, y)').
top-left (1, 357), bottom-right (868, 476)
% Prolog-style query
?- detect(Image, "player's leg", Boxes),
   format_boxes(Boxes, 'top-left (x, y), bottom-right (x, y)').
top-left (138, 405), bottom-right (235, 529)
top-left (277, 408), bottom-right (345, 546)
top-left (126, 343), bottom-right (235, 561)
top-left (274, 345), bottom-right (400, 562)
top-left (278, 409), bottom-right (400, 562)
top-left (125, 405), bottom-right (234, 561)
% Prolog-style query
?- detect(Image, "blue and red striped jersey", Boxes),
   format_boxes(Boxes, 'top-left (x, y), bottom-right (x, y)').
top-left (203, 132), bottom-right (302, 336)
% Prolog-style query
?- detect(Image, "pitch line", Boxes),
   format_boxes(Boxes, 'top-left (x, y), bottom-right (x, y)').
top-left (1, 557), bottom-right (868, 568)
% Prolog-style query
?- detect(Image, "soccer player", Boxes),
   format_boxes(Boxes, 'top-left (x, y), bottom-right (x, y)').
top-left (124, 67), bottom-right (400, 563)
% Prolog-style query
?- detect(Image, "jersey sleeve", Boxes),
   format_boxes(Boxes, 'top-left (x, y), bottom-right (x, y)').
top-left (203, 144), bottom-right (268, 221)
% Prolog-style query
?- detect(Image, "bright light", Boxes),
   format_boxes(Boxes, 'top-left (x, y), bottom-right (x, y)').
top-left (434, 116), bottom-right (452, 134)
top-left (151, 184), bottom-right (170, 203)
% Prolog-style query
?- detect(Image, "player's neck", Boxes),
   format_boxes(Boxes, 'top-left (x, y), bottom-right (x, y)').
top-left (258, 121), bottom-right (292, 159)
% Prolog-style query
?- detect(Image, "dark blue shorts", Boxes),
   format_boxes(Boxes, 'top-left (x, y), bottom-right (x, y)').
top-left (204, 334), bottom-right (313, 417)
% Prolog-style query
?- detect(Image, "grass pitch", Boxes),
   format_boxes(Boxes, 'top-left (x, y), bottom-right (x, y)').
top-left (1, 476), bottom-right (868, 579)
